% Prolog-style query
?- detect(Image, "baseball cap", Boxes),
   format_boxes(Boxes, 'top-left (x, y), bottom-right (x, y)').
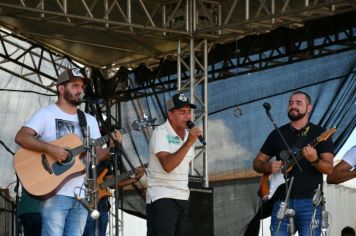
top-left (57, 68), bottom-right (91, 86)
top-left (166, 93), bottom-right (197, 111)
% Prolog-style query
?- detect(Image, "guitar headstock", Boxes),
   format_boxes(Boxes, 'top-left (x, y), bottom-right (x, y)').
top-left (130, 115), bottom-right (157, 131)
top-left (318, 127), bottom-right (337, 142)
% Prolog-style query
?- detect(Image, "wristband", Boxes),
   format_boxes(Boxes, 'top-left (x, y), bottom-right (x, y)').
top-left (310, 158), bottom-right (320, 166)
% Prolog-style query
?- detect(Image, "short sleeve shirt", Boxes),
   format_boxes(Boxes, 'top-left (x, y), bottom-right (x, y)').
top-left (24, 104), bottom-right (101, 197)
top-left (260, 122), bottom-right (334, 198)
top-left (342, 146), bottom-right (356, 167)
top-left (146, 120), bottom-right (195, 203)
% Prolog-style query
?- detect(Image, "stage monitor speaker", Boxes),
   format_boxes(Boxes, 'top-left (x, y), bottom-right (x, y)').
top-left (185, 187), bottom-right (214, 236)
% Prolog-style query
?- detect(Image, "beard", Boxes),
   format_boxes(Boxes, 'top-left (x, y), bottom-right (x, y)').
top-left (64, 89), bottom-right (81, 106)
top-left (288, 109), bottom-right (307, 121)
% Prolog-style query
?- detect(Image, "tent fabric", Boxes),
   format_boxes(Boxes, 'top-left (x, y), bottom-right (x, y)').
top-left (118, 50), bottom-right (355, 235)
top-left (0, 48), bottom-right (355, 235)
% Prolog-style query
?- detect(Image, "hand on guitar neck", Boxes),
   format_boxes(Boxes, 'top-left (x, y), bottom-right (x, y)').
top-left (111, 166), bottom-right (145, 188)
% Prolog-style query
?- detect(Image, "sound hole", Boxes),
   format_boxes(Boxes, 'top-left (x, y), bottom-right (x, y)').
top-left (59, 150), bottom-right (74, 166)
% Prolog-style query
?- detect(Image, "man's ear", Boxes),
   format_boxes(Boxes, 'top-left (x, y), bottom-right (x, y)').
top-left (307, 104), bottom-right (313, 113)
top-left (57, 84), bottom-right (65, 94)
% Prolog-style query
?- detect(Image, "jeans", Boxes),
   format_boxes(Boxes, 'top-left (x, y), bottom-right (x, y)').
top-left (41, 195), bottom-right (88, 236)
top-left (146, 198), bottom-right (189, 236)
top-left (83, 210), bottom-right (109, 236)
top-left (270, 198), bottom-right (322, 236)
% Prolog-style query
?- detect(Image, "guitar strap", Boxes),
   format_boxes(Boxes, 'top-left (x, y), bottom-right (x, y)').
top-left (77, 109), bottom-right (87, 138)
top-left (292, 124), bottom-right (311, 152)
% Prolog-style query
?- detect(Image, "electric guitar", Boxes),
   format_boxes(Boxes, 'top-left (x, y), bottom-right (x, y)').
top-left (92, 163), bottom-right (148, 206)
top-left (14, 116), bottom-right (156, 198)
top-left (258, 127), bottom-right (336, 201)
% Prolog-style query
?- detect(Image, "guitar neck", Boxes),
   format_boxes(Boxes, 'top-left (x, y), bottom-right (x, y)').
top-left (70, 135), bottom-right (110, 156)
top-left (101, 169), bottom-right (136, 188)
top-left (101, 163), bottom-right (148, 188)
top-left (286, 137), bottom-right (320, 169)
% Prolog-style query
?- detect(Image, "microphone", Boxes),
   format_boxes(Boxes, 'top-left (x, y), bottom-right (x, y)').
top-left (186, 121), bottom-right (206, 145)
top-left (286, 209), bottom-right (296, 234)
top-left (74, 194), bottom-right (100, 220)
top-left (312, 185), bottom-right (322, 206)
top-left (80, 94), bottom-right (104, 104)
top-left (277, 201), bottom-right (287, 220)
top-left (263, 102), bottom-right (274, 123)
top-left (321, 210), bottom-right (329, 231)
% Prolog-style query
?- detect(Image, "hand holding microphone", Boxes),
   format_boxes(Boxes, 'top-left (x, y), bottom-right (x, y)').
top-left (186, 121), bottom-right (206, 145)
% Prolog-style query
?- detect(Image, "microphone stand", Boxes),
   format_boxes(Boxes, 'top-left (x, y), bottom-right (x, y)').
top-left (263, 103), bottom-right (304, 236)
top-left (311, 184), bottom-right (328, 236)
top-left (83, 125), bottom-right (100, 236)
top-left (263, 106), bottom-right (302, 172)
top-left (275, 177), bottom-right (295, 236)
top-left (310, 184), bottom-right (321, 236)
top-left (112, 141), bottom-right (123, 236)
top-left (320, 196), bottom-right (329, 235)
top-left (86, 101), bottom-right (136, 236)
top-left (263, 104), bottom-right (300, 236)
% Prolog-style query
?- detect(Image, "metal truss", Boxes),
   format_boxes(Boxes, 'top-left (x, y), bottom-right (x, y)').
top-left (104, 23), bottom-right (356, 101)
top-left (177, 38), bottom-right (209, 186)
top-left (0, 0), bottom-right (355, 42)
top-left (0, 29), bottom-right (80, 94)
top-left (211, 22), bottom-right (356, 80)
top-left (3, 15), bottom-right (352, 99)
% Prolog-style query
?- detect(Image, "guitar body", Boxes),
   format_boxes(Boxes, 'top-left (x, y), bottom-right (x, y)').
top-left (14, 116), bottom-right (156, 199)
top-left (14, 134), bottom-right (85, 198)
top-left (96, 168), bottom-right (113, 201)
top-left (259, 172), bottom-right (285, 201)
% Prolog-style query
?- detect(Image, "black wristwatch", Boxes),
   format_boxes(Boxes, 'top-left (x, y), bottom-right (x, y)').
top-left (310, 158), bottom-right (320, 166)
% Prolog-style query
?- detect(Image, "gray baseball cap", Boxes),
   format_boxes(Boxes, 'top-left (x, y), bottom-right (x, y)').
top-left (57, 68), bottom-right (91, 86)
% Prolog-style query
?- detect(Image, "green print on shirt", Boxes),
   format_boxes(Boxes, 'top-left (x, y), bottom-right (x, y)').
top-left (167, 135), bottom-right (181, 145)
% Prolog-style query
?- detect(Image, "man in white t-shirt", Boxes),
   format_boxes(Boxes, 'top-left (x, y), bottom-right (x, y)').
top-left (327, 146), bottom-right (356, 184)
top-left (146, 93), bottom-right (202, 236)
top-left (15, 68), bottom-right (119, 236)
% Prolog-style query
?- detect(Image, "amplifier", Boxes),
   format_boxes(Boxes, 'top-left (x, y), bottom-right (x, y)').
top-left (185, 187), bottom-right (214, 236)
top-left (188, 175), bottom-right (204, 188)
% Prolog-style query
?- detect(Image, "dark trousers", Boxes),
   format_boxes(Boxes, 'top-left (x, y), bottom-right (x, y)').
top-left (146, 198), bottom-right (189, 236)
top-left (18, 213), bottom-right (42, 236)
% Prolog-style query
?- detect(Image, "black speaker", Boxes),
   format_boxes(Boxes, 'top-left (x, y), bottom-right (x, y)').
top-left (185, 187), bottom-right (214, 236)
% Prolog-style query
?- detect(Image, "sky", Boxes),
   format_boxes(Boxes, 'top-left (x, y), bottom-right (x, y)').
top-left (335, 126), bottom-right (356, 160)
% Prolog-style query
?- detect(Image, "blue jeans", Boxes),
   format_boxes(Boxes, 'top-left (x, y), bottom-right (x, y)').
top-left (41, 195), bottom-right (88, 236)
top-left (83, 210), bottom-right (109, 236)
top-left (271, 198), bottom-right (321, 236)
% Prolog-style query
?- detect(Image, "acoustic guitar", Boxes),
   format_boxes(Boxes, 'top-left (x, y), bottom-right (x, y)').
top-left (14, 116), bottom-right (155, 198)
top-left (258, 127), bottom-right (336, 201)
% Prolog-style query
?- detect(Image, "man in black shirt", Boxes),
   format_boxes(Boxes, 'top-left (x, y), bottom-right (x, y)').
top-left (253, 91), bottom-right (334, 236)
